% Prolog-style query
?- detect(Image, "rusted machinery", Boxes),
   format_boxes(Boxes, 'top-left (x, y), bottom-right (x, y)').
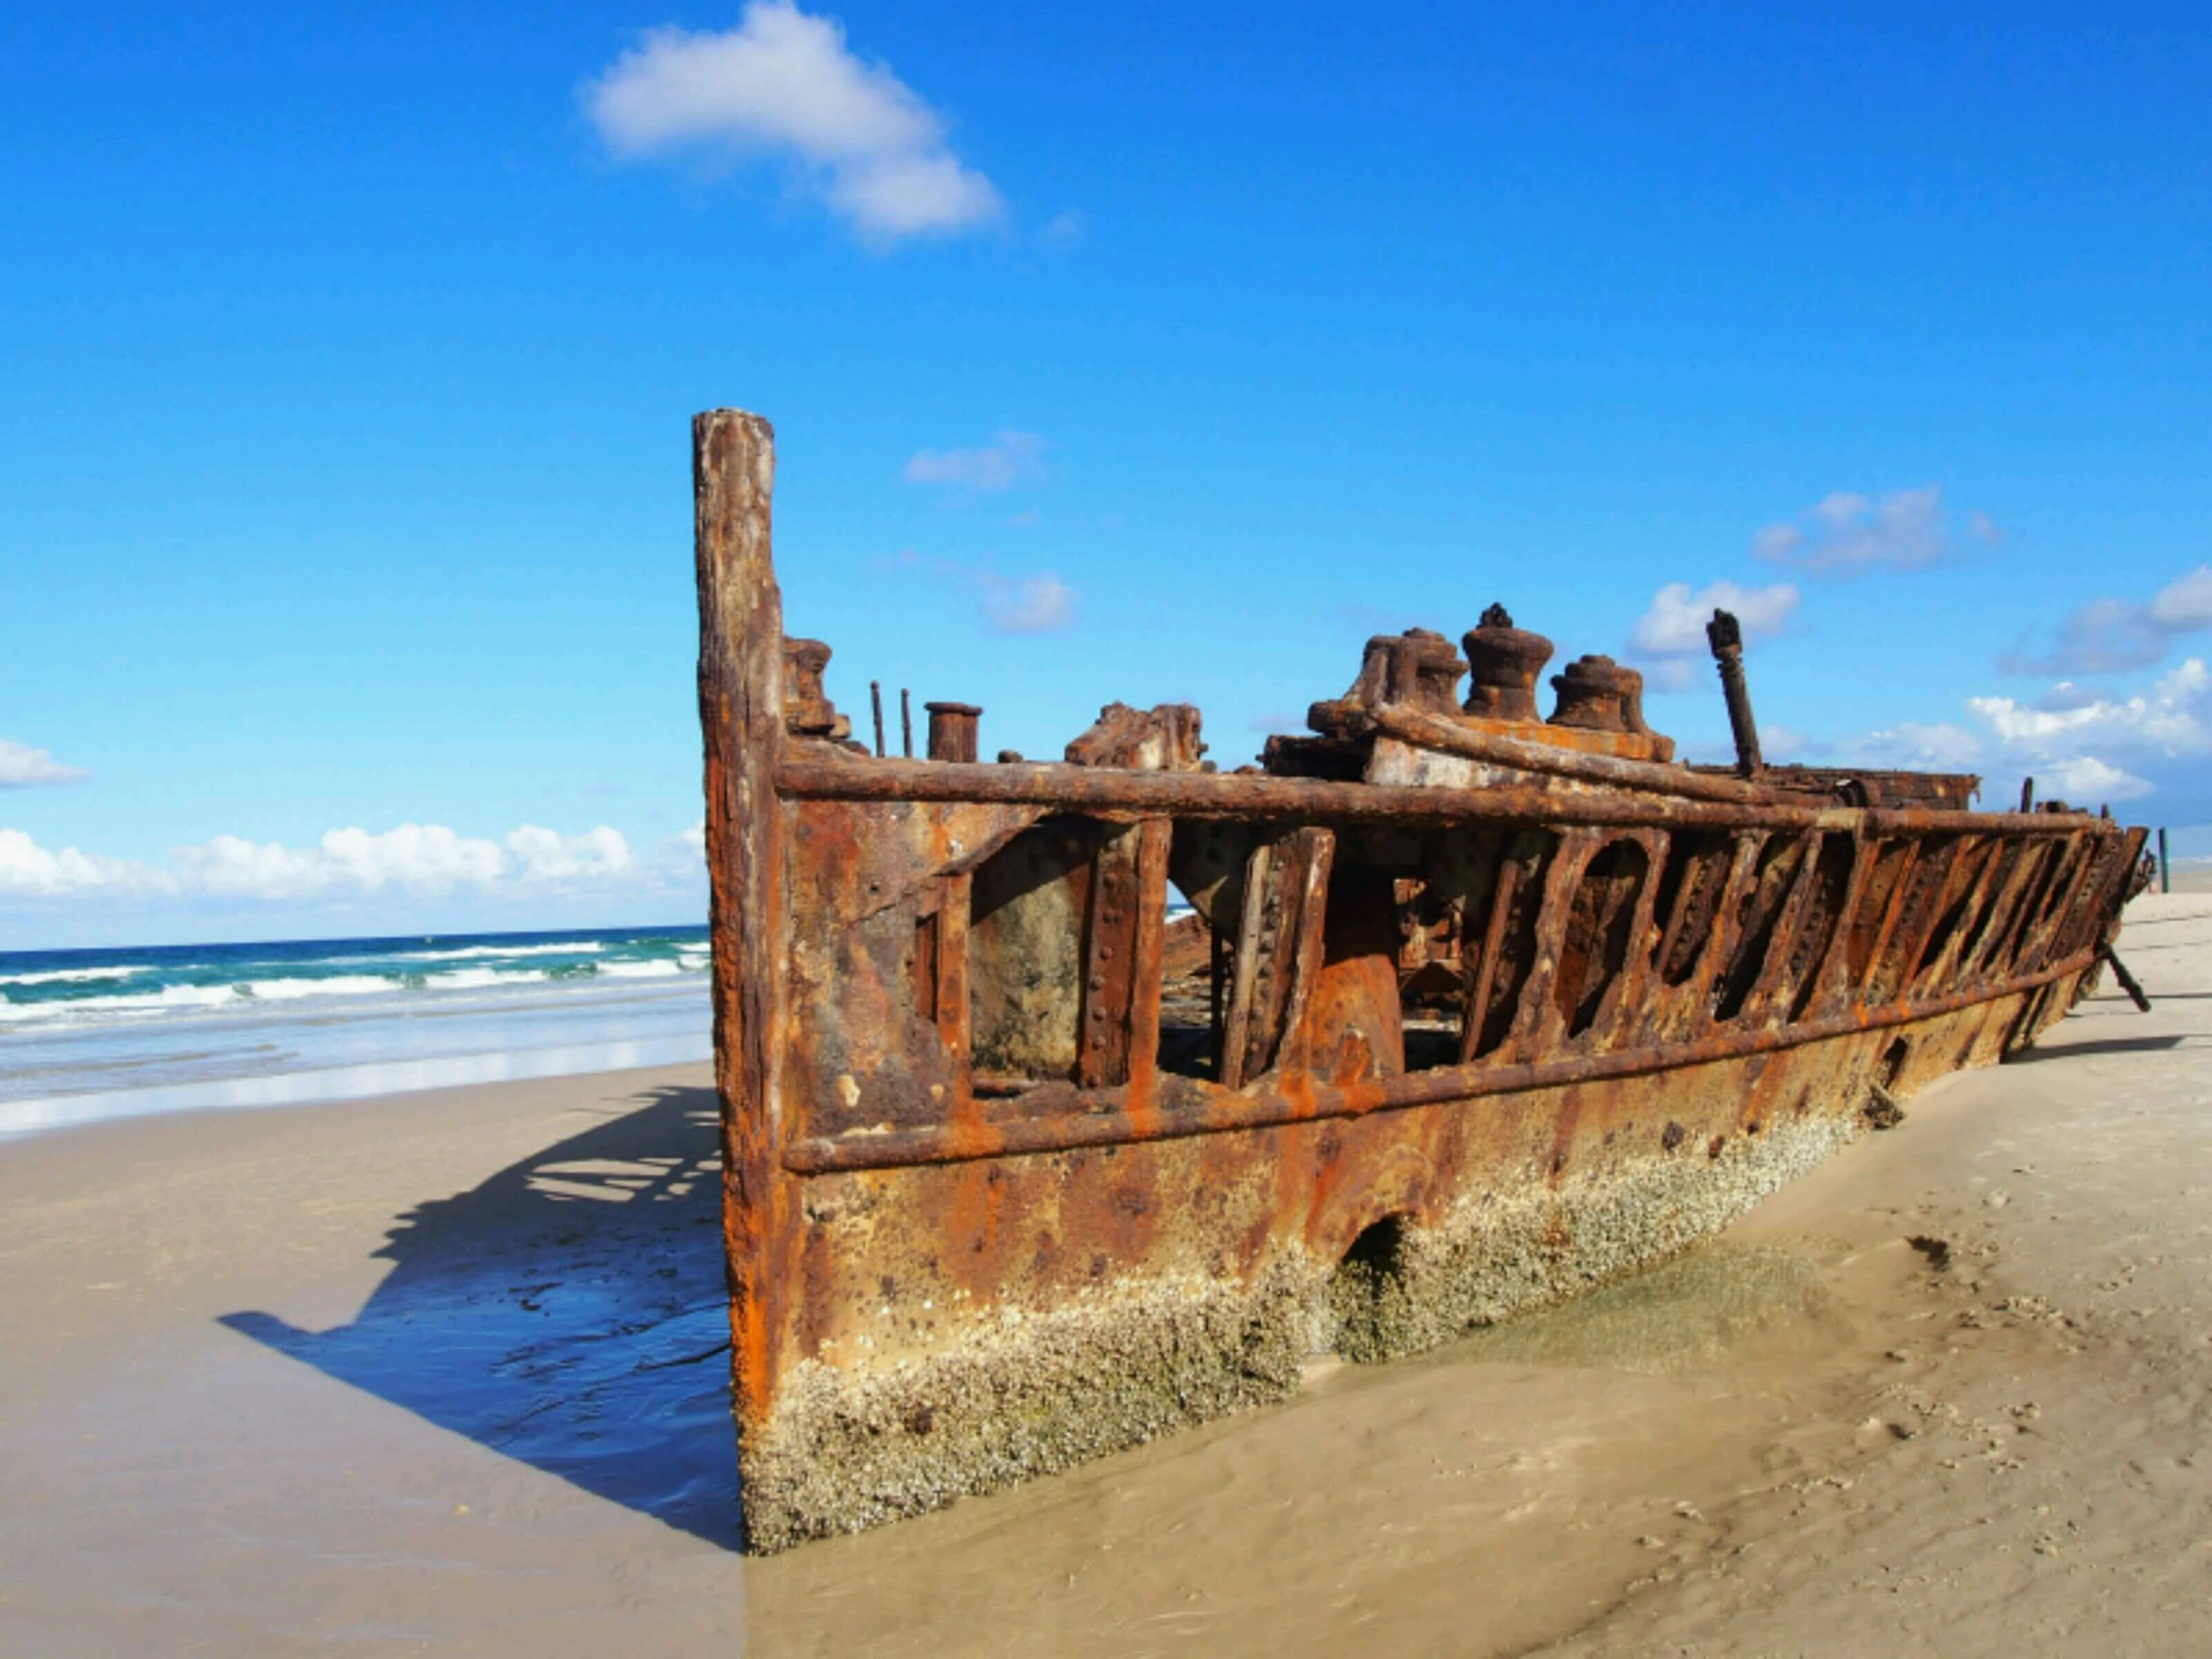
top-left (693, 409), bottom-right (2147, 1550)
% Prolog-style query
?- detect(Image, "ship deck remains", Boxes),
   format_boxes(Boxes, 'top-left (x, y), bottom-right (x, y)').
top-left (691, 409), bottom-right (2147, 1550)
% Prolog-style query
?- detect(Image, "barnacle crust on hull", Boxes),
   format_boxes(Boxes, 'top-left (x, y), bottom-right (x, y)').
top-left (690, 406), bottom-right (2147, 1550)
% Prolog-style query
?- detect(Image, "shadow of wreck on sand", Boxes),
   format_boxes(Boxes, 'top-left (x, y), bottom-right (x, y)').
top-left (221, 1084), bottom-right (742, 1547)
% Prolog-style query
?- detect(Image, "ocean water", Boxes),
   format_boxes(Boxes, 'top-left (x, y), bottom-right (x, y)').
top-left (0, 926), bottom-right (713, 1141)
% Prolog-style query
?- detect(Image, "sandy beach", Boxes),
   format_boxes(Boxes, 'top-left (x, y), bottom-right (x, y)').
top-left (2, 887), bottom-right (2206, 1656)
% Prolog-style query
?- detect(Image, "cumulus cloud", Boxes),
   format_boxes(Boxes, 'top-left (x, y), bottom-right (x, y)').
top-left (1631, 580), bottom-right (1799, 656)
top-left (2001, 563), bottom-right (2212, 676)
top-left (1830, 655), bottom-right (2211, 812)
top-left (0, 739), bottom-right (88, 787)
top-left (1752, 485), bottom-right (1974, 576)
top-left (581, 1), bottom-right (1002, 242)
top-left (903, 429), bottom-right (1046, 491)
top-left (1, 822), bottom-right (651, 903)
top-left (1629, 580), bottom-right (1798, 692)
top-left (0, 829), bottom-right (165, 897)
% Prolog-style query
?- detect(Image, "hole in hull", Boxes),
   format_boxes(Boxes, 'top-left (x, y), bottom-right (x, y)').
top-left (1330, 1215), bottom-right (1414, 1362)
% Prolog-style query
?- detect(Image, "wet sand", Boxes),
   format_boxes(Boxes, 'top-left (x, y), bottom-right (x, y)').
top-left (2, 893), bottom-right (2206, 1656)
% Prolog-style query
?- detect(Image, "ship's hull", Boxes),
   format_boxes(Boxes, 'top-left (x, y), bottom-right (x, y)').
top-left (738, 974), bottom-right (2083, 1548)
top-left (688, 407), bottom-right (2145, 1551)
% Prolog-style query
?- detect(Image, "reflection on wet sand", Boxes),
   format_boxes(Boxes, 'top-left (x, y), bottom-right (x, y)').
top-left (1438, 1241), bottom-right (1836, 1376)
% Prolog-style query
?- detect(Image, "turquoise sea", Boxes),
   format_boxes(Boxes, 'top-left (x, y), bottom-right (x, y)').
top-left (0, 926), bottom-right (712, 1141)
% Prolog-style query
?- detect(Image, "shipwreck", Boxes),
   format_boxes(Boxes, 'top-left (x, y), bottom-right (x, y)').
top-left (691, 408), bottom-right (2148, 1550)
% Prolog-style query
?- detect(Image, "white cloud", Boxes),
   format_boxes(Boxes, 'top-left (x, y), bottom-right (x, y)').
top-left (982, 572), bottom-right (1075, 634)
top-left (1629, 581), bottom-right (1799, 688)
top-left (2040, 755), bottom-right (2153, 802)
top-left (1751, 485), bottom-right (1957, 575)
top-left (1781, 651), bottom-right (2212, 818)
top-left (2003, 563), bottom-right (2212, 676)
top-left (504, 825), bottom-right (635, 883)
top-left (2, 821), bottom-right (652, 905)
top-left (903, 429), bottom-right (1046, 491)
top-left (0, 829), bottom-right (165, 896)
top-left (581, 1), bottom-right (1002, 242)
top-left (0, 739), bottom-right (89, 787)
top-left (1967, 509), bottom-right (2003, 547)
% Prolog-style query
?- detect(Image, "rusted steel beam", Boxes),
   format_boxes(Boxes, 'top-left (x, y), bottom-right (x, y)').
top-left (782, 944), bottom-right (2101, 1174)
top-left (1457, 842), bottom-right (1525, 1063)
top-left (776, 753), bottom-right (2112, 839)
top-left (691, 408), bottom-right (792, 1483)
top-left (2097, 941), bottom-right (2152, 1012)
top-left (1367, 705), bottom-right (1772, 804)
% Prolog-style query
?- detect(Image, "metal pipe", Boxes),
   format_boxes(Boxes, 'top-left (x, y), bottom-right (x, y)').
top-left (870, 681), bottom-right (885, 758)
top-left (2020, 776), bottom-right (2034, 812)
top-left (1705, 608), bottom-right (1763, 778)
top-left (2097, 941), bottom-right (2151, 1012)
top-left (2160, 826), bottom-right (2171, 892)
top-left (900, 688), bottom-right (913, 758)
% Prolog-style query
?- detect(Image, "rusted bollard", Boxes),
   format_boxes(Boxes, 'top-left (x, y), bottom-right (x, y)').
top-left (926, 701), bottom-right (982, 762)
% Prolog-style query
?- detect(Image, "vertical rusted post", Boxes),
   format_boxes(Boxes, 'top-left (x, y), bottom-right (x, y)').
top-left (2019, 776), bottom-right (2034, 813)
top-left (1705, 609), bottom-right (1762, 778)
top-left (926, 700), bottom-right (982, 762)
top-left (870, 680), bottom-right (885, 757)
top-left (693, 407), bottom-right (789, 1542)
top-left (901, 688), bottom-right (914, 758)
top-left (2159, 826), bottom-right (2170, 893)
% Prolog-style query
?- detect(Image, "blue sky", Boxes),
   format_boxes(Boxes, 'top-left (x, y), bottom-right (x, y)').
top-left (4, 1), bottom-right (2209, 947)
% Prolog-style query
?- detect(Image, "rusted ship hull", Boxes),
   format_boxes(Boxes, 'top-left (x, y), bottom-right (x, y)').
top-left (692, 409), bottom-right (2146, 1550)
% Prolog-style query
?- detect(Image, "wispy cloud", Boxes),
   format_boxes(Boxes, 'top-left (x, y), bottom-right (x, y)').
top-left (2001, 563), bottom-right (2212, 676)
top-left (1628, 579), bottom-right (1799, 691)
top-left (903, 429), bottom-right (1046, 491)
top-left (883, 549), bottom-right (1078, 635)
top-left (0, 738), bottom-right (88, 787)
top-left (2150, 563), bottom-right (2212, 630)
top-left (982, 573), bottom-right (1075, 634)
top-left (1752, 485), bottom-right (1978, 576)
top-left (581, 1), bottom-right (1002, 243)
